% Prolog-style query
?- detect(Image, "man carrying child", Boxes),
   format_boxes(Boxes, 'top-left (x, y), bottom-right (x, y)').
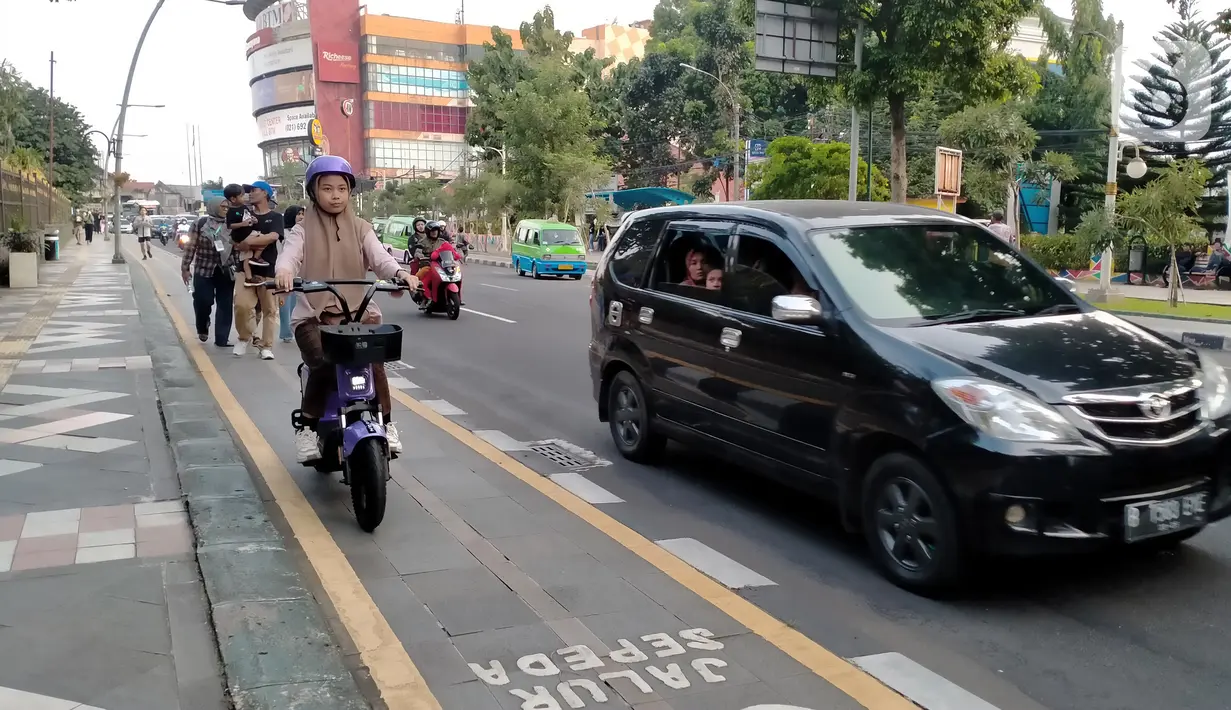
top-left (230, 180), bottom-right (282, 360)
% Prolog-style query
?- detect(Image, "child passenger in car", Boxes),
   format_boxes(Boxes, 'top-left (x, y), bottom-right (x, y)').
top-left (706, 268), bottom-right (723, 290)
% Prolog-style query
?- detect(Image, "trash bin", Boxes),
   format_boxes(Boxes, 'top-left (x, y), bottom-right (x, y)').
top-left (1128, 242), bottom-right (1146, 272)
top-left (43, 230), bottom-right (60, 261)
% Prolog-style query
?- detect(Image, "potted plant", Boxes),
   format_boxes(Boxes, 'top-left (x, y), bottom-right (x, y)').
top-left (6, 216), bottom-right (41, 288)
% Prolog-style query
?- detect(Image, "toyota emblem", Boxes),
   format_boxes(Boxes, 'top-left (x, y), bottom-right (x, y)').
top-left (1139, 394), bottom-right (1172, 419)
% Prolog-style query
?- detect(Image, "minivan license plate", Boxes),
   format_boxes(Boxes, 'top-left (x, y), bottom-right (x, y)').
top-left (558, 264), bottom-right (574, 270)
top-left (1124, 492), bottom-right (1207, 542)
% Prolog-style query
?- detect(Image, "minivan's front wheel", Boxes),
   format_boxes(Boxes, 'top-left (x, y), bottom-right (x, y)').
top-left (863, 453), bottom-right (964, 592)
top-left (607, 371), bottom-right (665, 463)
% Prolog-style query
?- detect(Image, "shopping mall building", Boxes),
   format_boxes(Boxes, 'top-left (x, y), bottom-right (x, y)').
top-left (242, 0), bottom-right (649, 182)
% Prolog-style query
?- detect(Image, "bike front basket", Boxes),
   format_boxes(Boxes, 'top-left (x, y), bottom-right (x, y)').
top-left (319, 323), bottom-right (403, 366)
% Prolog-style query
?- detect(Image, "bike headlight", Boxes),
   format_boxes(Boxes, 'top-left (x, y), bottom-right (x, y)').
top-left (933, 377), bottom-right (1081, 442)
top-left (1198, 353), bottom-right (1231, 420)
top-left (350, 375), bottom-right (368, 390)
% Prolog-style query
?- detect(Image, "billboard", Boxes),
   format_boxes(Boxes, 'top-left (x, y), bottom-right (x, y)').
top-left (256, 106), bottom-right (317, 144)
top-left (307, 0), bottom-right (364, 175)
top-left (754, 0), bottom-right (840, 77)
top-left (246, 28), bottom-right (274, 57)
top-left (251, 69), bottom-right (315, 113)
top-left (254, 0), bottom-right (307, 31)
top-left (249, 37), bottom-right (313, 79)
top-left (316, 40), bottom-right (360, 84)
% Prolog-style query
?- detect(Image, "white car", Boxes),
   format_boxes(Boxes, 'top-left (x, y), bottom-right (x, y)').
top-left (120, 220), bottom-right (133, 234)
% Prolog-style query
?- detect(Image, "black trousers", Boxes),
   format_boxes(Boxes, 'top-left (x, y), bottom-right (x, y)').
top-left (192, 270), bottom-right (235, 346)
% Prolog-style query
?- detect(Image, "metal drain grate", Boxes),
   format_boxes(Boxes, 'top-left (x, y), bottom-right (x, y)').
top-left (531, 443), bottom-right (589, 469)
top-left (386, 360), bottom-right (412, 371)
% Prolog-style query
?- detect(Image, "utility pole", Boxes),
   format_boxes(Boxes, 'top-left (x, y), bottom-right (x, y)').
top-left (866, 102), bottom-right (874, 200)
top-left (194, 125), bottom-right (204, 190)
top-left (48, 52), bottom-right (56, 191)
top-left (112, 0), bottom-right (167, 264)
top-left (848, 21), bottom-right (865, 201)
top-left (1096, 21), bottom-right (1126, 298)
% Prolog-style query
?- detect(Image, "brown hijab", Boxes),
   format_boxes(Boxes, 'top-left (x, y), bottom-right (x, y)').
top-left (300, 202), bottom-right (372, 319)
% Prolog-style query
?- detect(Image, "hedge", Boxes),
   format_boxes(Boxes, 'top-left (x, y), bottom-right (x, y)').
top-left (1019, 233), bottom-right (1208, 274)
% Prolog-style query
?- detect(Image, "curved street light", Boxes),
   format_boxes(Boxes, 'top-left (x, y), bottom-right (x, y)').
top-left (681, 62), bottom-right (741, 201)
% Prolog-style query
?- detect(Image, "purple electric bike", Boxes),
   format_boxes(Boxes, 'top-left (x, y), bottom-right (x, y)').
top-left (276, 278), bottom-right (406, 532)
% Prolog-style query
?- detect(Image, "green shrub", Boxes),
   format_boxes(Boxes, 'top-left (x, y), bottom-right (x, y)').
top-left (1020, 231), bottom-right (1208, 273)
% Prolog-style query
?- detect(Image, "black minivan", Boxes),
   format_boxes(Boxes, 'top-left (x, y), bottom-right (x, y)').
top-left (588, 201), bottom-right (1231, 591)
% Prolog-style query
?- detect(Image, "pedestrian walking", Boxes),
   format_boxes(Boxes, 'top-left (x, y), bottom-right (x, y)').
top-left (133, 207), bottom-right (154, 259)
top-left (986, 211), bottom-right (1017, 248)
top-left (84, 211), bottom-right (95, 244)
top-left (232, 180), bottom-right (282, 360)
top-left (279, 204), bottom-right (305, 343)
top-left (73, 214), bottom-right (84, 245)
top-left (180, 197), bottom-right (235, 347)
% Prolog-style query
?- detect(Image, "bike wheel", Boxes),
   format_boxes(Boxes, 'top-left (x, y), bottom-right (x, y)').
top-left (348, 437), bottom-right (388, 532)
top-left (446, 291), bottom-right (461, 320)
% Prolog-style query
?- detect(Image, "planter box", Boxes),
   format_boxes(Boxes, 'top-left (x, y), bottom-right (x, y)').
top-left (8, 251), bottom-right (38, 288)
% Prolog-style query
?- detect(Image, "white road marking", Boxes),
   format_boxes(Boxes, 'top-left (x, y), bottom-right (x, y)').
top-left (0, 684), bottom-right (107, 709)
top-left (474, 429), bottom-right (530, 452)
top-left (0, 459), bottom-right (41, 477)
top-left (387, 376), bottom-right (420, 390)
top-left (421, 399), bottom-right (466, 416)
top-left (851, 653), bottom-right (1002, 710)
top-left (479, 283), bottom-right (518, 291)
top-left (655, 538), bottom-right (777, 589)
top-left (549, 472), bottom-right (624, 504)
top-left (461, 307), bottom-right (517, 324)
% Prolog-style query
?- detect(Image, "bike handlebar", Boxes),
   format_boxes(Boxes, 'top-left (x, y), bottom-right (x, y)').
top-left (260, 278), bottom-right (410, 325)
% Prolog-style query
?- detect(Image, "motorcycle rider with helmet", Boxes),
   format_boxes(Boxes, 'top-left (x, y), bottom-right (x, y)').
top-left (408, 216), bottom-right (427, 263)
top-left (274, 155), bottom-right (419, 463)
top-left (414, 220), bottom-right (463, 307)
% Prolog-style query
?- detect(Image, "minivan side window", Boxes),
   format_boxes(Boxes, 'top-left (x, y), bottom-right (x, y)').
top-left (531, 231), bottom-right (541, 246)
top-left (608, 218), bottom-right (662, 287)
top-left (649, 221), bottom-right (733, 303)
top-left (726, 233), bottom-right (811, 317)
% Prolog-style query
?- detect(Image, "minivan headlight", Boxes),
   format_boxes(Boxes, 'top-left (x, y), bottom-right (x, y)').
top-left (933, 377), bottom-right (1081, 442)
top-left (1198, 353), bottom-right (1231, 419)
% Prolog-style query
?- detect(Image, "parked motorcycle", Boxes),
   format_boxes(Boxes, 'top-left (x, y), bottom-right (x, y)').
top-left (276, 277), bottom-right (408, 532)
top-left (411, 246), bottom-right (462, 320)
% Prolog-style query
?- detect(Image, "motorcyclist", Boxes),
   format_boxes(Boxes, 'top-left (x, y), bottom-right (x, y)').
top-left (275, 155), bottom-right (419, 463)
top-left (416, 222), bottom-right (463, 305)
top-left (414, 221), bottom-right (449, 281)
top-left (409, 216), bottom-right (427, 263)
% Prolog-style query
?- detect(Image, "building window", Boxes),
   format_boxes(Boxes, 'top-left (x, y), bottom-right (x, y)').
top-left (364, 63), bottom-right (470, 99)
top-left (262, 141), bottom-right (312, 177)
top-left (364, 101), bottom-right (469, 134)
top-left (362, 35), bottom-right (463, 63)
top-left (367, 138), bottom-right (468, 174)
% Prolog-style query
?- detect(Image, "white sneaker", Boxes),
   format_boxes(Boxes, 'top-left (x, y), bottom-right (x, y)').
top-left (295, 427), bottom-right (320, 463)
top-left (386, 421), bottom-right (403, 454)
top-left (259, 348), bottom-right (275, 360)
top-left (232, 341), bottom-right (248, 358)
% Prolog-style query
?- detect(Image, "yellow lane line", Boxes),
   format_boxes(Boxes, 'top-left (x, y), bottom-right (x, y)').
top-left (134, 253), bottom-right (441, 710)
top-left (386, 392), bottom-right (914, 709)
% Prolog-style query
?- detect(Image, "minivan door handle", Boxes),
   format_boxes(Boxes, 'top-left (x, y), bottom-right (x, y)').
top-left (607, 301), bottom-right (624, 326)
top-left (720, 327), bottom-right (742, 349)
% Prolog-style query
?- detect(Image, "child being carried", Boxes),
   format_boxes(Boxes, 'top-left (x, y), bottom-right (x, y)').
top-left (223, 183), bottom-right (268, 286)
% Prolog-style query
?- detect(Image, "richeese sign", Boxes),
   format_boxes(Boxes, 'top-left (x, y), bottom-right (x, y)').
top-left (316, 40), bottom-right (360, 84)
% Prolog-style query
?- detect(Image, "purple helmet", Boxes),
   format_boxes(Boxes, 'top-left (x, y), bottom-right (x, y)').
top-left (304, 155), bottom-right (355, 201)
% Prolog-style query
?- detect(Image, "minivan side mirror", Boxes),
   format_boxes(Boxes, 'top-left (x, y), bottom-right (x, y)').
top-left (1054, 276), bottom-right (1078, 294)
top-left (771, 294), bottom-right (824, 324)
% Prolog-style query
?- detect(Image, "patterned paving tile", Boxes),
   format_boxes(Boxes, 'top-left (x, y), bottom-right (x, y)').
top-left (0, 501), bottom-right (192, 573)
top-left (13, 356), bottom-right (152, 373)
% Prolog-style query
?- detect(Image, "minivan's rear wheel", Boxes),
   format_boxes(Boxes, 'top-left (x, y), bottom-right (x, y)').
top-left (863, 453), bottom-right (963, 592)
top-left (607, 371), bottom-right (665, 463)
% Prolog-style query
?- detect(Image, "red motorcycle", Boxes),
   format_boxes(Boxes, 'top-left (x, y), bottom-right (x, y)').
top-left (412, 243), bottom-right (462, 320)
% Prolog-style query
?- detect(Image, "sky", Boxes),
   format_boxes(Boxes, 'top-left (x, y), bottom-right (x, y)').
top-left (0, 0), bottom-right (1174, 189)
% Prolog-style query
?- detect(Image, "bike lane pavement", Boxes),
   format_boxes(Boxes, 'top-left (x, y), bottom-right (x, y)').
top-left (139, 247), bottom-right (920, 709)
top-left (0, 241), bottom-right (226, 710)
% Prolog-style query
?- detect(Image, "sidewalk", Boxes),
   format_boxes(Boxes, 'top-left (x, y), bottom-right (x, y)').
top-left (136, 246), bottom-right (909, 709)
top-left (0, 241), bottom-right (225, 710)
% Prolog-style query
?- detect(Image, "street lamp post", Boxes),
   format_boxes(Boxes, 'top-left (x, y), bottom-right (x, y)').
top-left (110, 0), bottom-right (167, 263)
top-left (477, 145), bottom-right (509, 249)
top-left (681, 63), bottom-right (741, 201)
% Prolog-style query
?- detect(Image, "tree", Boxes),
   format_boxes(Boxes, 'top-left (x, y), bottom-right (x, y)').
top-left (834, 0), bottom-right (1040, 202)
top-left (1118, 159), bottom-right (1211, 305)
top-left (747, 136), bottom-right (888, 200)
top-left (272, 162), bottom-right (306, 205)
top-left (202, 177), bottom-right (224, 189)
top-left (1027, 0), bottom-right (1120, 229)
top-left (0, 61), bottom-right (27, 160)
top-left (0, 62), bottom-right (98, 201)
top-left (1123, 11), bottom-right (1231, 232)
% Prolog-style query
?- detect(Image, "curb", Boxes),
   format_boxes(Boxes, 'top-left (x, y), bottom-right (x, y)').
top-left (467, 254), bottom-right (600, 271)
top-left (129, 263), bottom-right (369, 709)
top-left (1105, 308), bottom-right (1231, 326)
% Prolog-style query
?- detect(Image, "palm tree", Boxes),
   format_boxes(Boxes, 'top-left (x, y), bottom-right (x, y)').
top-left (3, 146), bottom-right (44, 180)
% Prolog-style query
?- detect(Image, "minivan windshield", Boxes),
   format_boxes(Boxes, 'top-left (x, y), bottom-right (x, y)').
top-left (808, 224), bottom-right (1076, 326)
top-left (542, 229), bottom-right (582, 246)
